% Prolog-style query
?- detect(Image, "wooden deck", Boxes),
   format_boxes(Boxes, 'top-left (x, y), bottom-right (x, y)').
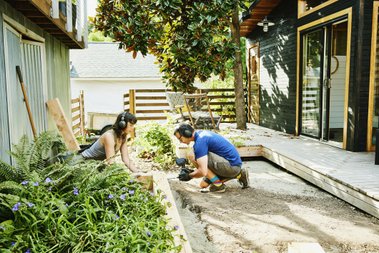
top-left (227, 124), bottom-right (379, 219)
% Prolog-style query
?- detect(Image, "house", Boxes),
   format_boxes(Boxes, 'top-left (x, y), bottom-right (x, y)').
top-left (70, 42), bottom-right (166, 129)
top-left (0, 0), bottom-right (87, 163)
top-left (241, 0), bottom-right (377, 152)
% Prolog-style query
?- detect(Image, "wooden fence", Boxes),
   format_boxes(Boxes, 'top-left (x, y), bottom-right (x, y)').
top-left (123, 88), bottom-right (239, 123)
top-left (71, 90), bottom-right (85, 137)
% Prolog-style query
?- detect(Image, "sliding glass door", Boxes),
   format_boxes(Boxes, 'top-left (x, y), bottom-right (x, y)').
top-left (300, 20), bottom-right (347, 145)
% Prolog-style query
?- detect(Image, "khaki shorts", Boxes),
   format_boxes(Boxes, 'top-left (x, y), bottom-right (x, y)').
top-left (207, 152), bottom-right (241, 178)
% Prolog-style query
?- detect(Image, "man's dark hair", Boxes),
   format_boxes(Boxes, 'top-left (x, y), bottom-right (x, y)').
top-left (174, 123), bottom-right (194, 138)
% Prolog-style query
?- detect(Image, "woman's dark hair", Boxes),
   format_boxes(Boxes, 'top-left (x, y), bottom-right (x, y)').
top-left (113, 112), bottom-right (137, 138)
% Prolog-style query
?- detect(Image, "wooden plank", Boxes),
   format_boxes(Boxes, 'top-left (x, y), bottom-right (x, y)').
top-left (288, 242), bottom-right (325, 253)
top-left (237, 146), bottom-right (262, 157)
top-left (136, 109), bottom-right (169, 113)
top-left (136, 102), bottom-right (170, 106)
top-left (135, 96), bottom-right (167, 100)
top-left (136, 116), bottom-right (167, 120)
top-left (152, 172), bottom-right (193, 253)
top-left (72, 114), bottom-right (80, 121)
top-left (46, 98), bottom-right (80, 151)
top-left (135, 89), bottom-right (168, 93)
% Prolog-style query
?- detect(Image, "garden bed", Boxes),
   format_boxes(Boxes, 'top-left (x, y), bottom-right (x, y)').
top-left (140, 172), bottom-right (192, 253)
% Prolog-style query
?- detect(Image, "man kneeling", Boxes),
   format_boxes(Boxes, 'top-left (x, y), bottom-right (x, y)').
top-left (174, 124), bottom-right (249, 193)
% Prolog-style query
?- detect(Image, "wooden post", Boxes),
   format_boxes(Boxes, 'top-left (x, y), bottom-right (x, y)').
top-left (128, 89), bottom-right (136, 138)
top-left (129, 89), bottom-right (136, 115)
top-left (79, 90), bottom-right (85, 136)
top-left (47, 98), bottom-right (80, 151)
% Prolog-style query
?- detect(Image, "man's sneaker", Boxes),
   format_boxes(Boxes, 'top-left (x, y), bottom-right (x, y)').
top-left (209, 183), bottom-right (226, 193)
top-left (238, 168), bottom-right (250, 189)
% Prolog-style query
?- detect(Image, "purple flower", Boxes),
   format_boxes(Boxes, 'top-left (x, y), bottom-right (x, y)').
top-left (174, 225), bottom-right (179, 230)
top-left (114, 214), bottom-right (119, 220)
top-left (73, 187), bottom-right (79, 195)
top-left (27, 202), bottom-right (34, 208)
top-left (129, 190), bottom-right (135, 195)
top-left (11, 242), bottom-right (15, 247)
top-left (25, 249), bottom-right (31, 253)
top-left (45, 177), bottom-right (52, 183)
top-left (129, 179), bottom-right (134, 183)
top-left (146, 231), bottom-right (152, 237)
top-left (108, 194), bottom-right (113, 199)
top-left (21, 180), bottom-right (29, 185)
top-left (120, 194), bottom-right (126, 200)
top-left (33, 182), bottom-right (39, 186)
top-left (12, 202), bottom-right (21, 212)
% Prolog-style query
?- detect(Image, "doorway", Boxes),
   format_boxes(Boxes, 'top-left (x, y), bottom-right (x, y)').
top-left (248, 45), bottom-right (260, 124)
top-left (300, 20), bottom-right (348, 147)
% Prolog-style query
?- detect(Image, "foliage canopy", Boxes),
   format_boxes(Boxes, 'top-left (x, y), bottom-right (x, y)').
top-left (94, 0), bottom-right (244, 92)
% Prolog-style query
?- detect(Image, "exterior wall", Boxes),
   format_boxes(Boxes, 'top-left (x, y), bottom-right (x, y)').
top-left (0, 0), bottom-right (71, 162)
top-left (246, 0), bottom-right (375, 151)
top-left (348, 0), bottom-right (373, 151)
top-left (44, 36), bottom-right (71, 131)
top-left (246, 0), bottom-right (298, 134)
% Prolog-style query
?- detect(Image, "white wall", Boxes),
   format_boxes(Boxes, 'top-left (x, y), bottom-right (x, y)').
top-left (329, 56), bottom-right (346, 129)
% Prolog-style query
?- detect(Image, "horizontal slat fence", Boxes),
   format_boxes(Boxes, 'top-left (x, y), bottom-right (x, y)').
top-left (123, 88), bottom-right (240, 123)
top-left (71, 90), bottom-right (85, 137)
top-left (123, 89), bottom-right (171, 121)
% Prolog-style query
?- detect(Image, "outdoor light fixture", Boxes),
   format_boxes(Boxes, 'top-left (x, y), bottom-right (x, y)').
top-left (257, 16), bottom-right (275, 32)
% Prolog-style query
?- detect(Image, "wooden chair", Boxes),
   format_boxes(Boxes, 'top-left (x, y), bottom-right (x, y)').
top-left (165, 91), bottom-right (221, 129)
top-left (184, 93), bottom-right (222, 129)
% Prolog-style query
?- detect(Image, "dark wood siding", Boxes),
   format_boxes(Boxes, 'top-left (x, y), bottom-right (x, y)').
top-left (348, 0), bottom-right (373, 151)
top-left (247, 0), bottom-right (297, 134)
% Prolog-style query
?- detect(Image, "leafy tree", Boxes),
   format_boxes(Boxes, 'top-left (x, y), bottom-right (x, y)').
top-left (94, 0), bottom-right (247, 129)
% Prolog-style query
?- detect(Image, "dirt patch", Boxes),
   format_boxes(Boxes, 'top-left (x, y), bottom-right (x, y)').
top-left (167, 159), bottom-right (379, 253)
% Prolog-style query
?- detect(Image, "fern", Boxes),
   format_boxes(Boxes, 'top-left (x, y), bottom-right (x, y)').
top-left (0, 160), bottom-right (20, 182)
top-left (0, 181), bottom-right (23, 193)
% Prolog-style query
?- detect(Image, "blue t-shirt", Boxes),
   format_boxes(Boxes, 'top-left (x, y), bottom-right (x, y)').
top-left (193, 131), bottom-right (242, 166)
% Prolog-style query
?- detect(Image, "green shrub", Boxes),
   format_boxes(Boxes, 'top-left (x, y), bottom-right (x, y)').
top-left (135, 123), bottom-right (175, 170)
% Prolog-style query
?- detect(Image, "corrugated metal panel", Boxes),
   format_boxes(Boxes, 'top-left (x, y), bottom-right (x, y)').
top-left (21, 40), bottom-right (47, 133)
top-left (0, 23), bottom-right (11, 164)
top-left (3, 25), bottom-right (32, 151)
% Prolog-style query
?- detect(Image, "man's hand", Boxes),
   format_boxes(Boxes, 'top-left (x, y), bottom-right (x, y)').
top-left (178, 168), bottom-right (194, 181)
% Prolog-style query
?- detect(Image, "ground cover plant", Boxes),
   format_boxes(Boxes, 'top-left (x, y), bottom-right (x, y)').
top-left (0, 132), bottom-right (181, 253)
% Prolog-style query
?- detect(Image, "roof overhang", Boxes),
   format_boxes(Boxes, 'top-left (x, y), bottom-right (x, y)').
top-left (240, 0), bottom-right (283, 37)
top-left (5, 0), bottom-right (84, 49)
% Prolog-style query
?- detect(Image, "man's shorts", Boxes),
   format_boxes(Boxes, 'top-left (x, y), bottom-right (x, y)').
top-left (207, 152), bottom-right (241, 178)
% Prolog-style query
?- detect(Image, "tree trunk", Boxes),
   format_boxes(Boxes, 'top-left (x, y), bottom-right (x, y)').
top-left (231, 6), bottom-right (247, 130)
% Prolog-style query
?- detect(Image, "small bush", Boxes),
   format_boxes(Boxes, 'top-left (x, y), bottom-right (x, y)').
top-left (135, 123), bottom-right (175, 170)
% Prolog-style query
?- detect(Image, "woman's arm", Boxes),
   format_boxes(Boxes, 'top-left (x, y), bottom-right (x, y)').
top-left (120, 141), bottom-right (138, 172)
